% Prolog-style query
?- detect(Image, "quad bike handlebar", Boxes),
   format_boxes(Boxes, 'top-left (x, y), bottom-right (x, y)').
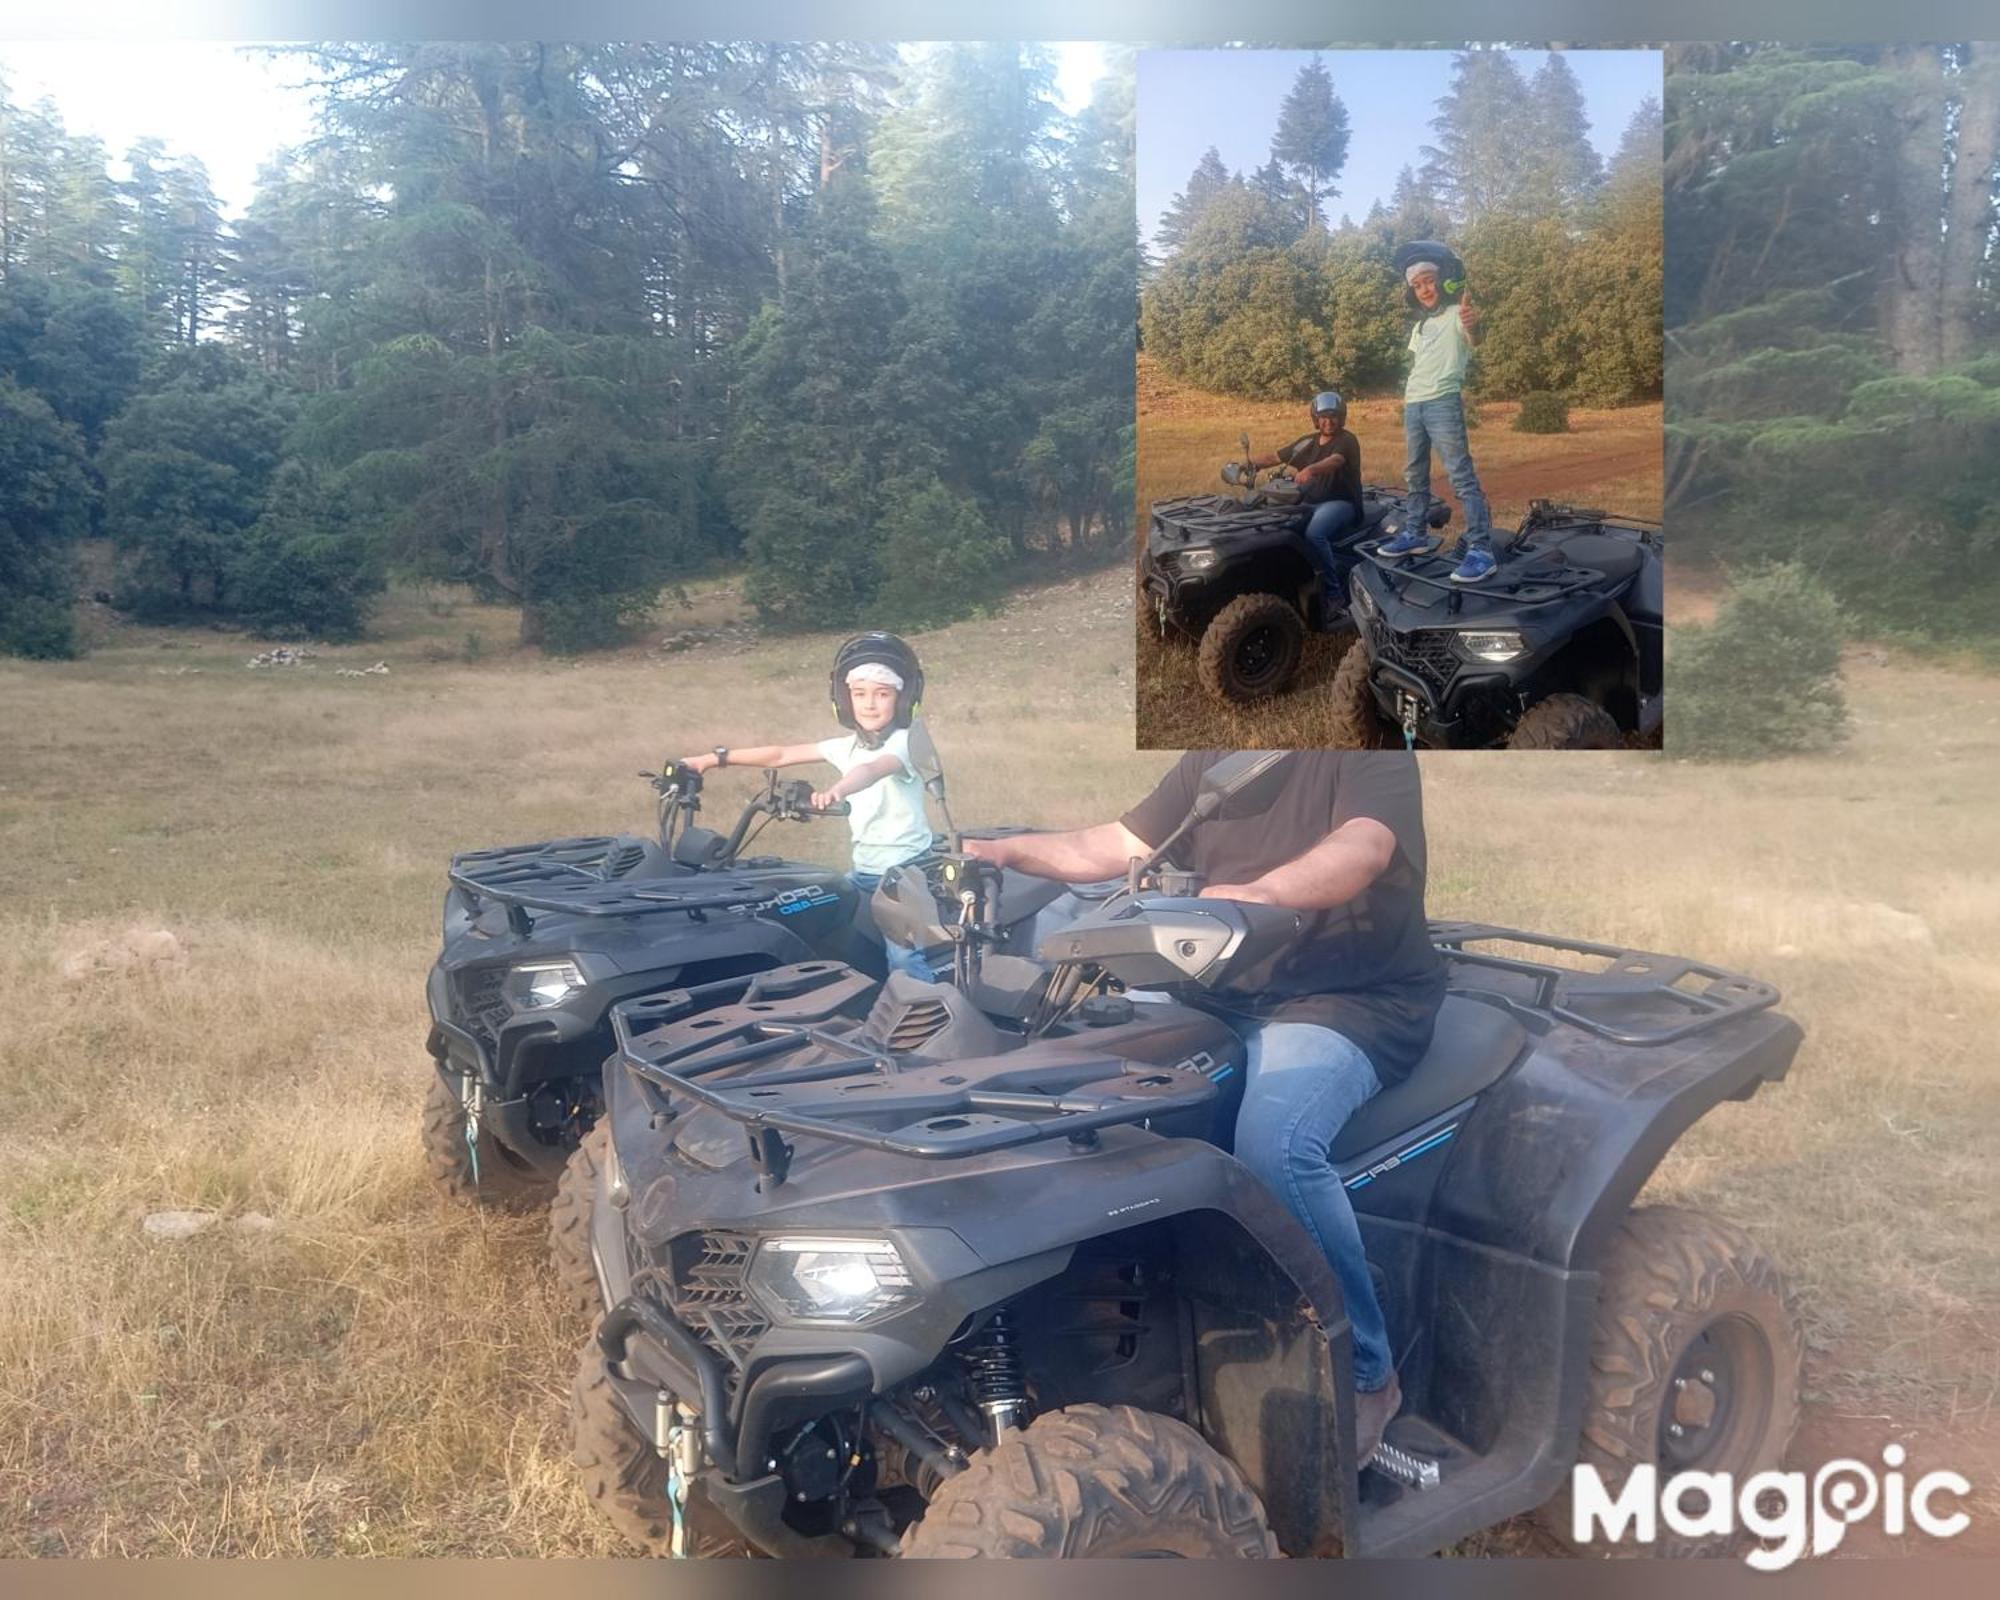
top-left (644, 758), bottom-right (849, 864)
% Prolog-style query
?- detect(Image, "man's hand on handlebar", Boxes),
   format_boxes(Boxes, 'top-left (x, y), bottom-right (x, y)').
top-left (961, 836), bottom-right (1015, 867)
top-left (1199, 881), bottom-right (1282, 905)
top-left (680, 751), bottom-right (720, 774)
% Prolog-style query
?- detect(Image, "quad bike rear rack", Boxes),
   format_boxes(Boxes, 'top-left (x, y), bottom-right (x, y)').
top-left (609, 966), bottom-right (1218, 1185)
top-left (1427, 921), bottom-right (1780, 1047)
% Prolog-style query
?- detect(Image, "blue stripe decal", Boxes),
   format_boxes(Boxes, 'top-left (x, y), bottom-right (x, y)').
top-left (1341, 1123), bottom-right (1459, 1191)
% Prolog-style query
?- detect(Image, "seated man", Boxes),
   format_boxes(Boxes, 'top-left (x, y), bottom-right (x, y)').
top-left (1249, 390), bottom-right (1364, 612)
top-left (966, 751), bottom-right (1447, 1465)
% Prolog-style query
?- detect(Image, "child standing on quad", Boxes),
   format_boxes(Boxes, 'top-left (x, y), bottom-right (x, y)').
top-left (680, 632), bottom-right (937, 979)
top-left (1248, 389), bottom-right (1364, 611)
top-left (1377, 241), bottom-right (1495, 583)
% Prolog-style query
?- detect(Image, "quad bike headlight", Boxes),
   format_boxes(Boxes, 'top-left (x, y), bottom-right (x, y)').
top-left (1177, 546), bottom-right (1220, 574)
top-left (503, 959), bottom-right (587, 1010)
top-left (1349, 578), bottom-right (1375, 621)
top-left (748, 1236), bottom-right (914, 1325)
top-left (1458, 630), bottom-right (1526, 664)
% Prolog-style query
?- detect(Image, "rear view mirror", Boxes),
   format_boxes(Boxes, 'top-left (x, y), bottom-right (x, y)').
top-left (1196, 751), bottom-right (1293, 821)
top-left (905, 720), bottom-right (947, 800)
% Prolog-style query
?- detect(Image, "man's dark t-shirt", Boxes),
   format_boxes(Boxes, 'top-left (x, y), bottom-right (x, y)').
top-left (1119, 751), bottom-right (1446, 1082)
top-left (1278, 428), bottom-right (1363, 516)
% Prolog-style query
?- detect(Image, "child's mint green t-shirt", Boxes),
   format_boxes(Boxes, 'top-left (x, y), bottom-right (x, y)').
top-left (816, 728), bottom-right (932, 875)
top-left (1405, 307), bottom-right (1473, 403)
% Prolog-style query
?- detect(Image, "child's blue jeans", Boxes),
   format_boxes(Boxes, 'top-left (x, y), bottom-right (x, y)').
top-left (1404, 393), bottom-right (1492, 552)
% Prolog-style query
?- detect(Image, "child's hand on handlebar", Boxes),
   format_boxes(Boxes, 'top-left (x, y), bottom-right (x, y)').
top-left (810, 788), bottom-right (842, 811)
top-left (681, 752), bottom-right (718, 774)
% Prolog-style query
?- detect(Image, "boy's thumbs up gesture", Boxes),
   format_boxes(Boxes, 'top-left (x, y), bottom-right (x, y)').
top-left (1459, 285), bottom-right (1482, 333)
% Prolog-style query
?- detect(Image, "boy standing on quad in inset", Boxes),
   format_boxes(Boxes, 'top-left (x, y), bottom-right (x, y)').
top-left (679, 633), bottom-right (938, 980)
top-left (1245, 389), bottom-right (1364, 617)
top-left (1376, 240), bottom-right (1496, 584)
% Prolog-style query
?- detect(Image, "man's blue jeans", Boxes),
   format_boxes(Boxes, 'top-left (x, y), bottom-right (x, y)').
top-left (1404, 393), bottom-right (1492, 551)
top-left (1235, 1022), bottom-right (1395, 1392)
top-left (850, 870), bottom-right (938, 982)
top-left (1302, 499), bottom-right (1359, 597)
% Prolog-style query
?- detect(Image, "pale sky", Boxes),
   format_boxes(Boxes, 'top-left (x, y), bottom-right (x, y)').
top-left (0, 39), bottom-right (1111, 221)
top-left (1139, 49), bottom-right (1662, 251)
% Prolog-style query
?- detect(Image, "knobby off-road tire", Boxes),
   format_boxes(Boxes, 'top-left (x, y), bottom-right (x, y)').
top-left (1539, 1205), bottom-right (1804, 1557)
top-left (550, 1121), bottom-right (608, 1317)
top-left (1507, 692), bottom-right (1623, 751)
top-left (1197, 593), bottom-right (1306, 704)
top-left (420, 1071), bottom-right (553, 1211)
top-left (1325, 640), bottom-right (1391, 749)
top-left (900, 1403), bottom-right (1280, 1559)
top-left (571, 1338), bottom-right (754, 1558)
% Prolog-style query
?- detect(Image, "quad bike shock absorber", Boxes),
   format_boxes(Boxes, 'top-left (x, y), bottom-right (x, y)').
top-left (967, 1310), bottom-right (1027, 1441)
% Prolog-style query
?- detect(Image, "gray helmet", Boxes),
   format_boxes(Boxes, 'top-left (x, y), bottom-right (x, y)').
top-left (1311, 390), bottom-right (1346, 424)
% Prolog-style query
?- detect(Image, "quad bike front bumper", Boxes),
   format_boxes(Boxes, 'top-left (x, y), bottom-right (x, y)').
top-left (1364, 654), bottom-right (1517, 749)
top-left (596, 1293), bottom-right (878, 1556)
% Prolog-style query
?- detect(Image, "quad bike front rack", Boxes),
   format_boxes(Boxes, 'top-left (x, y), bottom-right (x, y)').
top-left (610, 965), bottom-right (1220, 1187)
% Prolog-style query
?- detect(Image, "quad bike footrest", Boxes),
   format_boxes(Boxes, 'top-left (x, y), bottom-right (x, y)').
top-left (1369, 1440), bottom-right (1442, 1492)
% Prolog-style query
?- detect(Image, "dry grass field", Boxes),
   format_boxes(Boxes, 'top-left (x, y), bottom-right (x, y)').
top-left (1135, 355), bottom-right (1665, 750)
top-left (2, 565), bottom-right (1996, 1556)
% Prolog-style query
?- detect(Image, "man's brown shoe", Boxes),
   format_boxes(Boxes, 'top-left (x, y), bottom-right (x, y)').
top-left (1356, 1370), bottom-right (1404, 1466)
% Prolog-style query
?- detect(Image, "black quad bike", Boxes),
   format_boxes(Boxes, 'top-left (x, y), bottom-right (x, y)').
top-left (1332, 500), bottom-right (1665, 751)
top-left (421, 761), bottom-right (881, 1214)
top-left (1141, 433), bottom-right (1453, 704)
top-left (569, 755), bottom-right (1804, 1559)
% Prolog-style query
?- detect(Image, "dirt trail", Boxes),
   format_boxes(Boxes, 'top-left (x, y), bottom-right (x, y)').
top-left (1474, 437), bottom-right (1663, 515)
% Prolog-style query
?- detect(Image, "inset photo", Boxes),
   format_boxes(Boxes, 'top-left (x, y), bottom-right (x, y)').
top-left (1136, 48), bottom-right (1664, 750)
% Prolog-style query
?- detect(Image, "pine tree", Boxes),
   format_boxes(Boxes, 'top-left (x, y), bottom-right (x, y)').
top-left (1270, 56), bottom-right (1350, 232)
top-left (1421, 50), bottom-right (1536, 223)
top-left (1158, 148), bottom-right (1233, 253)
top-left (1523, 52), bottom-right (1602, 216)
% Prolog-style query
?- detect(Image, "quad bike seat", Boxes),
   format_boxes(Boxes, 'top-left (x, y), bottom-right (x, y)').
top-left (1329, 994), bottom-right (1526, 1160)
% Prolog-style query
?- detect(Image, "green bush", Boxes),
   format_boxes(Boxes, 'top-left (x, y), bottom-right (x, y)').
top-left (1672, 563), bottom-right (1850, 761)
top-left (871, 476), bottom-right (1010, 631)
top-left (1514, 391), bottom-right (1571, 433)
top-left (231, 462), bottom-right (383, 641)
top-left (530, 589), bottom-right (666, 655)
top-left (0, 595), bottom-right (78, 660)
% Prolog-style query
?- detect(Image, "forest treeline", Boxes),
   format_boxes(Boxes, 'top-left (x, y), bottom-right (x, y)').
top-left (1140, 51), bottom-right (1664, 406)
top-left (1666, 43), bottom-right (2000, 650)
top-left (0, 43), bottom-right (1135, 656)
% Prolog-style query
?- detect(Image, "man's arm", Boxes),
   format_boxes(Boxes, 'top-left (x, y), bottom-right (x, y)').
top-left (964, 821), bottom-right (1150, 882)
top-left (1199, 817), bottom-right (1396, 909)
top-left (1294, 450), bottom-right (1345, 484)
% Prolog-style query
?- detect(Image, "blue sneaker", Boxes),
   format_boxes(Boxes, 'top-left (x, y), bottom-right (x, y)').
top-left (1377, 528), bottom-right (1429, 560)
top-left (1449, 546), bottom-right (1497, 583)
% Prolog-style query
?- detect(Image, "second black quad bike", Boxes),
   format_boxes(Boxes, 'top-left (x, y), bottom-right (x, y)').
top-left (569, 753), bottom-right (1804, 1558)
top-left (421, 761), bottom-right (879, 1214)
top-left (1333, 500), bottom-right (1664, 750)
top-left (423, 741), bottom-right (1077, 1232)
top-left (1141, 432), bottom-right (1453, 704)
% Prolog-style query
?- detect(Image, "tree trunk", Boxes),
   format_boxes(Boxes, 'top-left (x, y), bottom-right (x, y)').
top-left (1941, 44), bottom-right (2000, 368)
top-left (1883, 45), bottom-right (1946, 374)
